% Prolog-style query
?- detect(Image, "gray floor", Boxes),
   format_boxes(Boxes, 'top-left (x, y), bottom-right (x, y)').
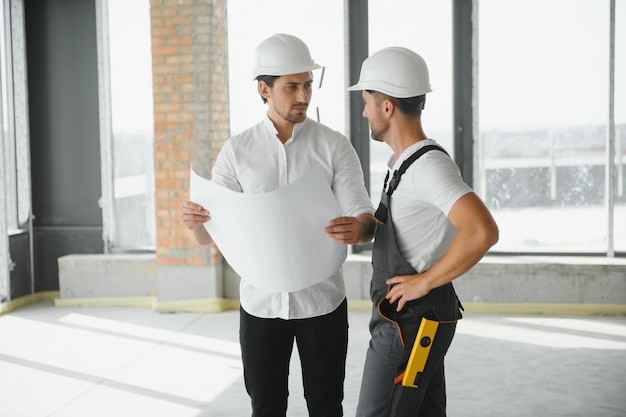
top-left (1, 301), bottom-right (625, 417)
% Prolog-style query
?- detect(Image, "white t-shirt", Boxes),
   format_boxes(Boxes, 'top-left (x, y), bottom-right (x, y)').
top-left (211, 115), bottom-right (374, 319)
top-left (382, 139), bottom-right (472, 273)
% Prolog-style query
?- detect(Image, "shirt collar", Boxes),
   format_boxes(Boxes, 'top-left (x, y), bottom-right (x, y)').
top-left (392, 139), bottom-right (435, 170)
top-left (262, 113), bottom-right (309, 144)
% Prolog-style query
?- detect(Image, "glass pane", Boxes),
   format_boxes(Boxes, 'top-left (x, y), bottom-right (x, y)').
top-left (108, 0), bottom-right (155, 250)
top-left (0, 0), bottom-right (9, 302)
top-left (615, 0), bottom-right (626, 253)
top-left (0, 1), bottom-right (16, 230)
top-left (478, 0), bottom-right (611, 253)
top-left (227, 0), bottom-right (345, 136)
top-left (12, 2), bottom-right (31, 229)
top-left (368, 0), bottom-right (453, 204)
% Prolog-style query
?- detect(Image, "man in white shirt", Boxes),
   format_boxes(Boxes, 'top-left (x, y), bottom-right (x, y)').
top-left (348, 47), bottom-right (499, 417)
top-left (179, 33), bottom-right (376, 417)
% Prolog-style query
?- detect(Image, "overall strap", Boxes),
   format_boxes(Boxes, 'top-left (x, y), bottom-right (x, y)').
top-left (383, 144), bottom-right (449, 197)
top-left (375, 144), bottom-right (449, 224)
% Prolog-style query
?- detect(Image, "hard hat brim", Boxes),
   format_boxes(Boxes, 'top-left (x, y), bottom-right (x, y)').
top-left (347, 80), bottom-right (432, 98)
top-left (252, 62), bottom-right (321, 80)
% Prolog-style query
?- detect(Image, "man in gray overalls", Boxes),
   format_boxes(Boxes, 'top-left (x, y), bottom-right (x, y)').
top-left (348, 47), bottom-right (500, 417)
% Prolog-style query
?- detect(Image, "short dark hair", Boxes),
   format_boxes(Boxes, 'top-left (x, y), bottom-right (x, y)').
top-left (256, 75), bottom-right (279, 103)
top-left (366, 90), bottom-right (426, 116)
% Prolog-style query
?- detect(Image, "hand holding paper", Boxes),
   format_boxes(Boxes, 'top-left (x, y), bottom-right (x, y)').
top-left (189, 165), bottom-right (348, 292)
top-left (179, 200), bottom-right (212, 245)
top-left (325, 216), bottom-right (365, 245)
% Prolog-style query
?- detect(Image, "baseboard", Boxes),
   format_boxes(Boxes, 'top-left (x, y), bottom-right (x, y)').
top-left (0, 291), bottom-right (60, 316)
top-left (152, 297), bottom-right (240, 313)
top-left (55, 296), bottom-right (156, 309)
top-left (348, 299), bottom-right (626, 316)
top-left (3, 293), bottom-right (624, 317)
top-left (54, 295), bottom-right (240, 313)
top-left (460, 302), bottom-right (626, 315)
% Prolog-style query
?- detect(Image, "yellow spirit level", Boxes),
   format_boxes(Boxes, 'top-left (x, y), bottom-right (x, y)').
top-left (401, 317), bottom-right (439, 388)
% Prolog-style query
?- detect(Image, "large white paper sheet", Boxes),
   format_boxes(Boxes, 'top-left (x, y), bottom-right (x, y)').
top-left (189, 165), bottom-right (347, 292)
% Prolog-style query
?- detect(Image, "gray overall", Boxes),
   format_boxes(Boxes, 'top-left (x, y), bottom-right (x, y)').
top-left (356, 145), bottom-right (463, 417)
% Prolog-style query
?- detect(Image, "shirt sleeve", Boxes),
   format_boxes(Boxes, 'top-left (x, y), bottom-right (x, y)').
top-left (330, 133), bottom-right (375, 216)
top-left (413, 151), bottom-right (473, 216)
top-left (211, 139), bottom-right (242, 192)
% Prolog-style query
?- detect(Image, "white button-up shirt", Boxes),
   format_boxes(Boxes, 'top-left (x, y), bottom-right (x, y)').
top-left (211, 115), bottom-right (374, 319)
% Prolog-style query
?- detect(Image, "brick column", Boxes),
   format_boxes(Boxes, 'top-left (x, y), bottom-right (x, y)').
top-left (150, 0), bottom-right (229, 306)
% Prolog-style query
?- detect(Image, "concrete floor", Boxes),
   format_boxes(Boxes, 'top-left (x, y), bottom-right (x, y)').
top-left (1, 301), bottom-right (625, 417)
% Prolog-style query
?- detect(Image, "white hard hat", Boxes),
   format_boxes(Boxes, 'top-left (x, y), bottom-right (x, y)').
top-left (348, 47), bottom-right (432, 98)
top-left (252, 33), bottom-right (321, 79)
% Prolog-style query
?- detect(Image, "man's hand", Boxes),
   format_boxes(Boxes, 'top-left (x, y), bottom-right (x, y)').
top-left (325, 212), bottom-right (376, 245)
top-left (384, 193), bottom-right (499, 312)
top-left (325, 216), bottom-right (362, 245)
top-left (385, 274), bottom-right (430, 312)
top-left (179, 201), bottom-right (213, 245)
top-left (179, 201), bottom-right (210, 230)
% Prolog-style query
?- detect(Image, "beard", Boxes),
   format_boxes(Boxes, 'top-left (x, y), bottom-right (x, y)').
top-left (273, 103), bottom-right (308, 124)
top-left (369, 119), bottom-right (389, 142)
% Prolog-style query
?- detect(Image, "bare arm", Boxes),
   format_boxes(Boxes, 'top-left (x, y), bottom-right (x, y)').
top-left (325, 212), bottom-right (377, 245)
top-left (385, 192), bottom-right (499, 311)
top-left (178, 200), bottom-right (213, 245)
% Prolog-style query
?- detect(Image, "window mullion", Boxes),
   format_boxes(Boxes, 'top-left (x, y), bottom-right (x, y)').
top-left (606, 0), bottom-right (616, 257)
top-left (95, 0), bottom-right (115, 253)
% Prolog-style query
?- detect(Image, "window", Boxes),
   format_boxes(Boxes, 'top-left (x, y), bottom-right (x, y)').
top-left (225, 1), bottom-right (624, 256)
top-left (0, 0), bottom-right (30, 300)
top-left (97, 0), bottom-right (155, 251)
top-left (478, 0), bottom-right (624, 254)
top-left (1, 0), bottom-right (29, 232)
top-left (614, 0), bottom-right (625, 253)
top-left (0, 0), bottom-right (11, 302)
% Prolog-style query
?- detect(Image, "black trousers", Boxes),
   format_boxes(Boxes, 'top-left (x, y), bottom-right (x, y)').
top-left (240, 298), bottom-right (348, 417)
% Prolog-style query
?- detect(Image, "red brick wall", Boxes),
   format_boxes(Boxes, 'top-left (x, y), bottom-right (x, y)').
top-left (150, 0), bottom-right (229, 266)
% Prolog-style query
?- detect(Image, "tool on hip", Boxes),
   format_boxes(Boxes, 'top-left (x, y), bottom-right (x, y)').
top-left (401, 317), bottom-right (439, 388)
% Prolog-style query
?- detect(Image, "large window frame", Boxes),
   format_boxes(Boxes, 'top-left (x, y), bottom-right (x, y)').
top-left (473, 0), bottom-right (623, 256)
top-left (346, 0), bottom-right (623, 257)
top-left (96, 0), bottom-right (155, 253)
top-left (0, 0), bottom-right (31, 302)
top-left (91, 0), bottom-right (622, 257)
